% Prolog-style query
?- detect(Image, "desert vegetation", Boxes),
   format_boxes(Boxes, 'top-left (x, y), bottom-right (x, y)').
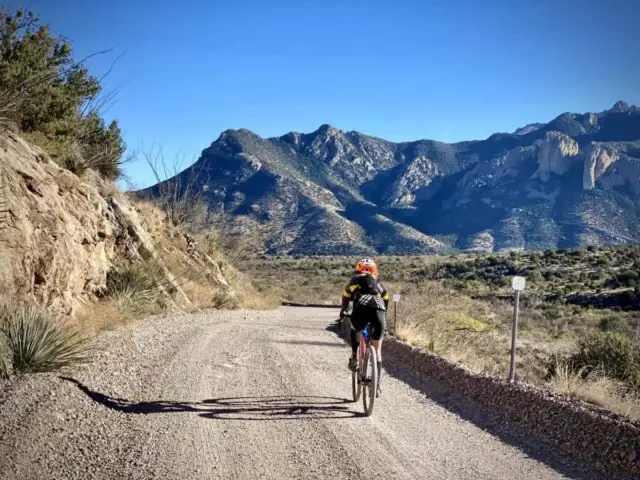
top-left (0, 7), bottom-right (126, 180)
top-left (0, 6), bottom-right (264, 379)
top-left (0, 303), bottom-right (88, 378)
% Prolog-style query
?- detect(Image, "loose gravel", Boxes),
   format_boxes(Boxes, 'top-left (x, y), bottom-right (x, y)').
top-left (0, 308), bottom-right (613, 479)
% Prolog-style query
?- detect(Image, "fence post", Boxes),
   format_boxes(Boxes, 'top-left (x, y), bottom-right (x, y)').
top-left (394, 301), bottom-right (397, 332)
top-left (508, 276), bottom-right (526, 383)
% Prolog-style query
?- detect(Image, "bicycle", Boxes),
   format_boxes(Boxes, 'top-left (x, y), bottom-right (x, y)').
top-left (351, 323), bottom-right (378, 417)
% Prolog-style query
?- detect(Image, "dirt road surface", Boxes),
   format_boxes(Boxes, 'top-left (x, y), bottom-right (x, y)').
top-left (0, 308), bottom-right (607, 479)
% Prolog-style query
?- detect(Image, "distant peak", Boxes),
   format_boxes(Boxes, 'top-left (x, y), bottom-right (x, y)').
top-left (227, 127), bottom-right (259, 135)
top-left (217, 128), bottom-right (261, 140)
top-left (610, 101), bottom-right (630, 113)
top-left (315, 124), bottom-right (340, 135)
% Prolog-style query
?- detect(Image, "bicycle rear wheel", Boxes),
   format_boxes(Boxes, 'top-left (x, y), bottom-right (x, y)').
top-left (362, 344), bottom-right (377, 417)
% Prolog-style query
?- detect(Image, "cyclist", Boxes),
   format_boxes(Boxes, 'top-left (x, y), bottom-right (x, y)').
top-left (339, 257), bottom-right (389, 390)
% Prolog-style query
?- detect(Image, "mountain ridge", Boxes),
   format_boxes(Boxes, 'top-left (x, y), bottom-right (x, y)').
top-left (140, 101), bottom-right (640, 255)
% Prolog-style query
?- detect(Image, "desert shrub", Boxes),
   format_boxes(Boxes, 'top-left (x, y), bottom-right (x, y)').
top-left (201, 229), bottom-right (222, 255)
top-left (599, 314), bottom-right (625, 332)
top-left (140, 147), bottom-right (209, 229)
top-left (211, 291), bottom-right (240, 309)
top-left (0, 7), bottom-right (125, 179)
top-left (570, 249), bottom-right (586, 258)
top-left (101, 260), bottom-right (171, 313)
top-left (0, 305), bottom-right (87, 373)
top-left (566, 332), bottom-right (640, 391)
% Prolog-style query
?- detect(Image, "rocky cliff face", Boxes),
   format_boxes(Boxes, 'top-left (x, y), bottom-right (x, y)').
top-left (583, 143), bottom-right (621, 190)
top-left (141, 101), bottom-right (640, 254)
top-left (533, 132), bottom-right (580, 181)
top-left (0, 130), bottom-right (238, 318)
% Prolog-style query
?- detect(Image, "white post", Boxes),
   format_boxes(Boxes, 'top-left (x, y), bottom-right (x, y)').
top-left (392, 293), bottom-right (401, 333)
top-left (508, 276), bottom-right (526, 383)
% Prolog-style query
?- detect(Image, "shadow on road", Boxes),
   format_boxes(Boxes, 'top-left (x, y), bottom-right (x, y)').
top-left (274, 339), bottom-right (346, 348)
top-left (325, 319), bottom-right (605, 480)
top-left (61, 377), bottom-right (361, 421)
top-left (325, 318), bottom-right (344, 335)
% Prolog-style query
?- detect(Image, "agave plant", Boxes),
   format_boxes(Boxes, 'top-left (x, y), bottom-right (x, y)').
top-left (2, 305), bottom-right (88, 374)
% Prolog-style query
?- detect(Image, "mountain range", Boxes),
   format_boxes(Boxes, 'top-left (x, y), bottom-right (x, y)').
top-left (140, 101), bottom-right (640, 255)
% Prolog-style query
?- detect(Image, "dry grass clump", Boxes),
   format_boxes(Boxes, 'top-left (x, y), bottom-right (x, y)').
top-left (132, 199), bottom-right (271, 312)
top-left (0, 337), bottom-right (10, 379)
top-left (75, 259), bottom-right (173, 334)
top-left (75, 299), bottom-right (128, 334)
top-left (233, 273), bottom-right (282, 310)
top-left (103, 261), bottom-right (172, 310)
top-left (390, 281), bottom-right (509, 375)
top-left (548, 358), bottom-right (640, 420)
top-left (181, 280), bottom-right (216, 310)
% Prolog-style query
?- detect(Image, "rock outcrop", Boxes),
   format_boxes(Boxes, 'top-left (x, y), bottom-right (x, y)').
top-left (582, 143), bottom-right (620, 189)
top-left (532, 132), bottom-right (580, 182)
top-left (388, 155), bottom-right (440, 207)
top-left (0, 130), bottom-right (236, 318)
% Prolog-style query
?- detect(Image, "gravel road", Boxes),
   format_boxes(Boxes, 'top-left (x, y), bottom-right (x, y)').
top-left (0, 307), bottom-right (604, 479)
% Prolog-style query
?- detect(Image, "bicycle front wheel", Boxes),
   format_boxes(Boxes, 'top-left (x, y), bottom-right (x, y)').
top-left (362, 345), bottom-right (377, 417)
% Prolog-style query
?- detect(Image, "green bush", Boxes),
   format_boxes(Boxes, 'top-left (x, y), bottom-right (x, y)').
top-left (0, 8), bottom-right (125, 179)
top-left (1, 305), bottom-right (87, 374)
top-left (568, 332), bottom-right (640, 391)
top-left (103, 261), bottom-right (171, 312)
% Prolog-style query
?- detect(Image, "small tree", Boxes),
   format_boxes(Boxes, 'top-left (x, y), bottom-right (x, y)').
top-left (0, 7), bottom-right (126, 179)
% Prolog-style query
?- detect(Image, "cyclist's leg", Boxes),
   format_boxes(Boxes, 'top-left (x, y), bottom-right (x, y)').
top-left (369, 308), bottom-right (385, 358)
top-left (349, 306), bottom-right (366, 370)
top-left (369, 308), bottom-right (386, 386)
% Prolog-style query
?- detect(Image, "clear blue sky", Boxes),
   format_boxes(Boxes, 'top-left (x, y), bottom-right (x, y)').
top-left (7, 0), bottom-right (640, 188)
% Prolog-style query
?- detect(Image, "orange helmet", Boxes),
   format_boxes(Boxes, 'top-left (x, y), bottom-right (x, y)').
top-left (355, 257), bottom-right (378, 278)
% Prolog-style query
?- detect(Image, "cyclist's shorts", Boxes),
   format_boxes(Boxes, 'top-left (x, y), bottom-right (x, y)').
top-left (350, 305), bottom-right (386, 340)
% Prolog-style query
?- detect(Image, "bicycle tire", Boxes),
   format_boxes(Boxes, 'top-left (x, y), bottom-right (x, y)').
top-left (352, 338), bottom-right (365, 402)
top-left (351, 369), bottom-right (361, 402)
top-left (362, 344), bottom-right (377, 417)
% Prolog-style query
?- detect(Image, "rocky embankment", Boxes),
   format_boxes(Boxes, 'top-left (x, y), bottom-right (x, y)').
top-left (0, 129), bottom-right (240, 318)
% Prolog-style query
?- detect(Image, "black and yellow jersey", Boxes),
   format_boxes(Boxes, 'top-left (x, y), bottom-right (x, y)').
top-left (342, 274), bottom-right (390, 311)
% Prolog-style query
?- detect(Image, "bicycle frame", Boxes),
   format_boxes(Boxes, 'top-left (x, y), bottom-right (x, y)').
top-left (358, 326), bottom-right (371, 378)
